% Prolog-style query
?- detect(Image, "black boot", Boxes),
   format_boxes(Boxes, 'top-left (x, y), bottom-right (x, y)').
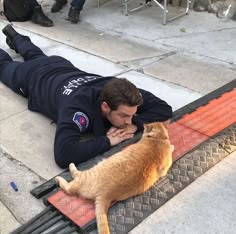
top-left (51, 0), bottom-right (68, 13)
top-left (67, 7), bottom-right (80, 24)
top-left (31, 6), bottom-right (54, 27)
top-left (2, 24), bottom-right (19, 52)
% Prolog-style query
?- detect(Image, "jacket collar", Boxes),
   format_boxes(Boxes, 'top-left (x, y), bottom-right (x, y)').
top-left (92, 100), bottom-right (106, 136)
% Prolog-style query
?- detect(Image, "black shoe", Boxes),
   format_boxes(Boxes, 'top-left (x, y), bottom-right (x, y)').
top-left (2, 24), bottom-right (19, 52)
top-left (2, 24), bottom-right (18, 41)
top-left (51, 0), bottom-right (67, 13)
top-left (67, 7), bottom-right (80, 24)
top-left (31, 6), bottom-right (54, 27)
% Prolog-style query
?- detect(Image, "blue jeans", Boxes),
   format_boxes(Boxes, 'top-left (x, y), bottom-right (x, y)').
top-left (71, 0), bottom-right (86, 11)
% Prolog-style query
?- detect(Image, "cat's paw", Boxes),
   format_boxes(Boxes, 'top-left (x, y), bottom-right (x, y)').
top-left (171, 145), bottom-right (175, 152)
top-left (69, 163), bottom-right (76, 169)
top-left (55, 176), bottom-right (61, 185)
top-left (69, 163), bottom-right (78, 178)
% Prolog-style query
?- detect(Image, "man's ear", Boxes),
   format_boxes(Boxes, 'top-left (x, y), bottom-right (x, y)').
top-left (101, 101), bottom-right (110, 113)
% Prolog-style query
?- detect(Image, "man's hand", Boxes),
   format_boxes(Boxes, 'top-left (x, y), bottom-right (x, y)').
top-left (106, 124), bottom-right (138, 146)
top-left (107, 124), bottom-right (138, 137)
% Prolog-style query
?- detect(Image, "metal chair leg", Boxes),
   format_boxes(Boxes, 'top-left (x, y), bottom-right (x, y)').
top-left (167, 0), bottom-right (191, 23)
top-left (152, 0), bottom-right (191, 25)
top-left (98, 0), bottom-right (190, 25)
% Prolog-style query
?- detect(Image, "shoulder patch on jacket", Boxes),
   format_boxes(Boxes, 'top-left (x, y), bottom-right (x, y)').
top-left (73, 112), bottom-right (89, 132)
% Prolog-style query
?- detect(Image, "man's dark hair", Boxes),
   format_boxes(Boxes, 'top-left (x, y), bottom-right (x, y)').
top-left (100, 78), bottom-right (143, 110)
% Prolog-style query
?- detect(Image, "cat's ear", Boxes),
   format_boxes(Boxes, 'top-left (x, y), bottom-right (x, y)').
top-left (162, 120), bottom-right (170, 128)
top-left (144, 124), bottom-right (153, 133)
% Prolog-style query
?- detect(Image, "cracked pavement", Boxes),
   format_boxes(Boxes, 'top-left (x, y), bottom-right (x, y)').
top-left (0, 0), bottom-right (236, 233)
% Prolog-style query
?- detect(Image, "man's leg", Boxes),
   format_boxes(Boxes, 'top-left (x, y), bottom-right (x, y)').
top-left (68, 0), bottom-right (85, 23)
top-left (2, 24), bottom-right (47, 61)
top-left (14, 35), bottom-right (47, 61)
top-left (0, 49), bottom-right (27, 96)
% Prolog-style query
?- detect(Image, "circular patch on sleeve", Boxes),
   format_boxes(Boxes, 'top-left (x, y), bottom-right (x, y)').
top-left (73, 112), bottom-right (89, 132)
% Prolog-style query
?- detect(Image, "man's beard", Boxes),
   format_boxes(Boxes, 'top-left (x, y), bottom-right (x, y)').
top-left (107, 111), bottom-right (128, 129)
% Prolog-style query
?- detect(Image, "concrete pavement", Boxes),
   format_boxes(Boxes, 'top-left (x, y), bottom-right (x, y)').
top-left (0, 0), bottom-right (235, 233)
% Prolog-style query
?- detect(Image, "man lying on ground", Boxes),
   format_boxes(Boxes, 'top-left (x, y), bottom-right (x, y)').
top-left (0, 24), bottom-right (173, 168)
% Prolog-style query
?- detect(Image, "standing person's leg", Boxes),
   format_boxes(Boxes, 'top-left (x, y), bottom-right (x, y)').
top-left (68, 0), bottom-right (86, 23)
top-left (51, 0), bottom-right (68, 13)
top-left (2, 24), bottom-right (47, 61)
top-left (0, 49), bottom-right (28, 96)
top-left (31, 2), bottom-right (54, 27)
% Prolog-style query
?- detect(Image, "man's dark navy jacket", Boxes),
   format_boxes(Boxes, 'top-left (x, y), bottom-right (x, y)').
top-left (25, 56), bottom-right (172, 168)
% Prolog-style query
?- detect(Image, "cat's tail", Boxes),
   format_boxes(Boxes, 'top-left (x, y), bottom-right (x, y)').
top-left (95, 196), bottom-right (110, 234)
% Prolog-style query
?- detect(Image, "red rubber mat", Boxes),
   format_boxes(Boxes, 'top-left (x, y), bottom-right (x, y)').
top-left (168, 122), bottom-right (209, 161)
top-left (48, 87), bottom-right (236, 229)
top-left (48, 190), bottom-right (95, 228)
top-left (177, 88), bottom-right (236, 136)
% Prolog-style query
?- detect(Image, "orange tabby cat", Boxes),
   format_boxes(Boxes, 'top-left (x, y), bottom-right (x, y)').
top-left (55, 122), bottom-right (174, 234)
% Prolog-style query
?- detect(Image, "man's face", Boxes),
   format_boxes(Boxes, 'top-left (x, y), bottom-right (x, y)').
top-left (102, 103), bottom-right (138, 128)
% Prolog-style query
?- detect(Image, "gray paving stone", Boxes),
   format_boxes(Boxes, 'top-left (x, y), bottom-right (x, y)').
top-left (118, 70), bottom-right (203, 111)
top-left (52, 1), bottom-right (236, 41)
top-left (0, 200), bottom-right (20, 234)
top-left (0, 148), bottom-right (45, 226)
top-left (0, 111), bottom-right (62, 180)
top-left (0, 22), bottom-right (60, 59)
top-left (157, 28), bottom-right (236, 65)
top-left (46, 44), bottom-right (126, 76)
top-left (143, 54), bottom-right (236, 94)
top-left (9, 20), bottom-right (167, 63)
top-left (0, 83), bottom-right (27, 121)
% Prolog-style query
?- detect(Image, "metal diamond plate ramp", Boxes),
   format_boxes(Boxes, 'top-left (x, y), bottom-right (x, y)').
top-left (46, 124), bottom-right (235, 233)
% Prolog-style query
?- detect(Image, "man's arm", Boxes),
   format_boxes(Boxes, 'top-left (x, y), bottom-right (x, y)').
top-left (54, 128), bottom-right (111, 168)
top-left (54, 113), bottom-right (134, 168)
top-left (132, 89), bottom-right (173, 131)
top-left (54, 127), bottom-right (135, 168)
